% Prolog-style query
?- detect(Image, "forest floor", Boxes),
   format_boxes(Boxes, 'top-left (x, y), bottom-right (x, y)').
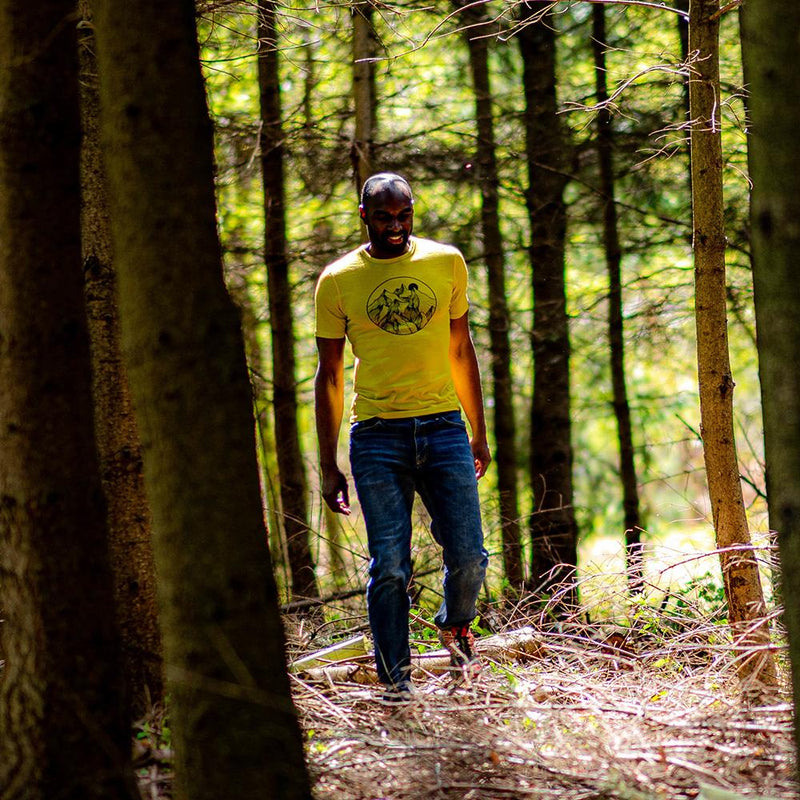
top-left (289, 616), bottom-right (796, 800)
top-left (135, 589), bottom-right (799, 799)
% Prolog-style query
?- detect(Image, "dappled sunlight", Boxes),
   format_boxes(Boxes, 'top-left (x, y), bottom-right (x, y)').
top-left (132, 543), bottom-right (793, 798)
top-left (289, 570), bottom-right (795, 799)
top-left (276, 543), bottom-right (793, 798)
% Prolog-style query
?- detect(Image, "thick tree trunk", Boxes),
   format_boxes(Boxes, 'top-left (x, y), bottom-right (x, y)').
top-left (0, 3), bottom-right (135, 796)
top-left (258, 0), bottom-right (319, 601)
top-left (592, 6), bottom-right (644, 585)
top-left (351, 0), bottom-right (377, 195)
top-left (92, 0), bottom-right (312, 797)
top-left (518, 6), bottom-right (578, 604)
top-left (456, 0), bottom-right (523, 589)
top-left (689, 0), bottom-right (775, 689)
top-left (738, 7), bottom-right (782, 596)
top-left (78, 2), bottom-right (164, 717)
top-left (740, 0), bottom-right (800, 729)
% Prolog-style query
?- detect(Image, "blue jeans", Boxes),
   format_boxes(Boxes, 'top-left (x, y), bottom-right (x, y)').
top-left (349, 410), bottom-right (488, 687)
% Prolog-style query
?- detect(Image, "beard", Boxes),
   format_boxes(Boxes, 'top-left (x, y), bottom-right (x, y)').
top-left (367, 224), bottom-right (411, 256)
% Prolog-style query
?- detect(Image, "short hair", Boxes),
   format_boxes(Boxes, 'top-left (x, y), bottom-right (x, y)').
top-left (360, 173), bottom-right (413, 209)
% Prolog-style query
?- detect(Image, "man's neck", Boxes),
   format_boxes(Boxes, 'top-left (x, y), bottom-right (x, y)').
top-left (365, 241), bottom-right (411, 260)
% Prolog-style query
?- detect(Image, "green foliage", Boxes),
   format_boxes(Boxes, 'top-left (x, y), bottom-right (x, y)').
top-left (133, 705), bottom-right (173, 782)
top-left (626, 575), bottom-right (729, 676)
top-left (197, 1), bottom-right (769, 598)
top-left (671, 571), bottom-right (728, 618)
top-left (135, 717), bottom-right (172, 751)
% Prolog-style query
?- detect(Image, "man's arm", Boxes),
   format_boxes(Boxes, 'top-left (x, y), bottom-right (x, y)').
top-left (449, 311), bottom-right (491, 479)
top-left (314, 336), bottom-right (351, 514)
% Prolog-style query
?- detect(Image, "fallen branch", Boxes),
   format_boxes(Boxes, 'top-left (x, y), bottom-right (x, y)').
top-left (292, 627), bottom-right (546, 685)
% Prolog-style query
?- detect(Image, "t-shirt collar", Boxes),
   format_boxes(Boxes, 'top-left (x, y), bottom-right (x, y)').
top-left (361, 237), bottom-right (416, 264)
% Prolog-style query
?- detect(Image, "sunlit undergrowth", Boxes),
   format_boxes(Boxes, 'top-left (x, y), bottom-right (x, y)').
top-left (284, 547), bottom-right (793, 800)
top-left (134, 545), bottom-right (793, 799)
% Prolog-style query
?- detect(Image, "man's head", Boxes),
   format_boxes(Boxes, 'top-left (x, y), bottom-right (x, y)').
top-left (359, 173), bottom-right (414, 259)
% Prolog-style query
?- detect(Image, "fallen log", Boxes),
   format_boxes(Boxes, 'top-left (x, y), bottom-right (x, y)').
top-left (288, 634), bottom-right (370, 674)
top-left (292, 626), bottom-right (546, 685)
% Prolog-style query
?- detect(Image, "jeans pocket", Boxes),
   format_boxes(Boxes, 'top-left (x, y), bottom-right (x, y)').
top-left (437, 413), bottom-right (467, 431)
top-left (351, 416), bottom-right (386, 435)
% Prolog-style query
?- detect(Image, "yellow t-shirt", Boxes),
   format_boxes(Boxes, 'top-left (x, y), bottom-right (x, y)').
top-left (315, 236), bottom-right (470, 421)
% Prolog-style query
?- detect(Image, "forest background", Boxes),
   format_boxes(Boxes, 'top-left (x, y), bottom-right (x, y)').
top-left (201, 0), bottom-right (758, 604)
top-left (4, 0), bottom-right (799, 798)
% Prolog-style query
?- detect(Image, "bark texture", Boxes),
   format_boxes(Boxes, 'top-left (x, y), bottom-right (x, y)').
top-left (91, 0), bottom-right (312, 797)
top-left (456, 0), bottom-right (523, 588)
top-left (78, 2), bottom-right (164, 717)
top-left (518, 6), bottom-right (578, 603)
top-left (258, 0), bottom-right (318, 600)
top-left (689, 0), bottom-right (775, 688)
top-left (0, 2), bottom-right (134, 796)
top-left (741, 0), bottom-right (800, 722)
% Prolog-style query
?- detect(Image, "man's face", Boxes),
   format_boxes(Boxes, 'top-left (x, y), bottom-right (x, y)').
top-left (360, 187), bottom-right (414, 259)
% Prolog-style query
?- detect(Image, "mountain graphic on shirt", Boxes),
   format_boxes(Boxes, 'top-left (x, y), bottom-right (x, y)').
top-left (366, 277), bottom-right (438, 335)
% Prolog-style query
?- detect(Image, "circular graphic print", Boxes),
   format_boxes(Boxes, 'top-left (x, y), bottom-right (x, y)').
top-left (366, 277), bottom-right (438, 335)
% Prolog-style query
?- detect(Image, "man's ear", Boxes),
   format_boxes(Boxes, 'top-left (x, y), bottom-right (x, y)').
top-left (358, 204), bottom-right (366, 221)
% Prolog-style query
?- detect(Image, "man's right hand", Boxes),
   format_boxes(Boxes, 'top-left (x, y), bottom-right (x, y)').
top-left (322, 465), bottom-right (351, 515)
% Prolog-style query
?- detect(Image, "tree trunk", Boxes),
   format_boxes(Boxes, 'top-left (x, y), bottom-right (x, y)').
top-left (91, 0), bottom-right (312, 797)
top-left (738, 7), bottom-right (782, 599)
top-left (78, 1), bottom-right (164, 718)
top-left (351, 0), bottom-right (377, 196)
top-left (257, 0), bottom-right (319, 601)
top-left (675, 0), bottom-right (690, 108)
top-left (518, 6), bottom-right (578, 605)
top-left (689, 0), bottom-right (776, 689)
top-left (592, 5), bottom-right (644, 585)
top-left (740, 0), bottom-right (800, 722)
top-left (456, 0), bottom-right (523, 589)
top-left (0, 2), bottom-right (135, 796)
top-left (344, 0), bottom-right (379, 578)
top-left (675, 0), bottom-right (694, 209)
top-left (226, 269), bottom-right (288, 595)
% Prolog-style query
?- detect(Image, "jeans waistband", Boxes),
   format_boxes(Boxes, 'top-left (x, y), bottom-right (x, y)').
top-left (350, 409), bottom-right (462, 432)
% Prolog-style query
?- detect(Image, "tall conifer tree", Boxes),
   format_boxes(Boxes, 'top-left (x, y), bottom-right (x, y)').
top-left (0, 1), bottom-right (135, 795)
top-left (258, 0), bottom-right (319, 600)
top-left (518, 5), bottom-right (578, 604)
top-left (689, 0), bottom-right (775, 688)
top-left (78, 0), bottom-right (164, 716)
top-left (742, 0), bottom-right (800, 742)
top-left (92, 0), bottom-right (312, 795)
top-left (455, 0), bottom-right (523, 588)
top-left (592, 5), bottom-right (644, 585)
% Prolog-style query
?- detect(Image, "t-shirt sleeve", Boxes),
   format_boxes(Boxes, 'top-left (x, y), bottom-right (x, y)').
top-left (315, 271), bottom-right (347, 338)
top-left (450, 250), bottom-right (470, 319)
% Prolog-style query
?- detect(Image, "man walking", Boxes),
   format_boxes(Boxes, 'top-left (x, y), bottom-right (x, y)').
top-left (314, 173), bottom-right (490, 702)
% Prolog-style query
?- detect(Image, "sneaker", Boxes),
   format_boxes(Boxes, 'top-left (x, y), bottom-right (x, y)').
top-left (379, 682), bottom-right (415, 706)
top-left (438, 625), bottom-right (480, 676)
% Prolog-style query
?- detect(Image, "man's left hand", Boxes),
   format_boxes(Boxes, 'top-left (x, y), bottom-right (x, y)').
top-left (471, 439), bottom-right (491, 480)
